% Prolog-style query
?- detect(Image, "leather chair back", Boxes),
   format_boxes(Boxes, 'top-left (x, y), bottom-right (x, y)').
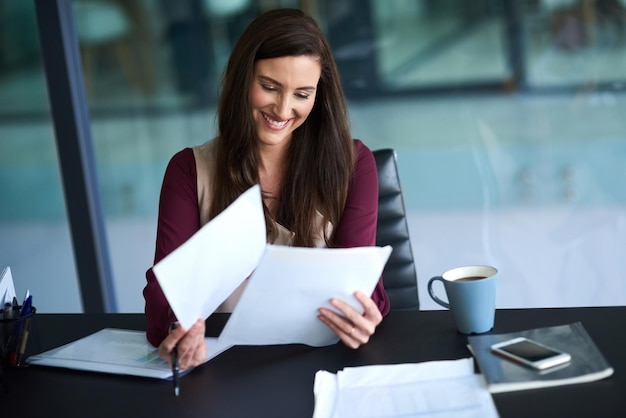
top-left (373, 149), bottom-right (419, 310)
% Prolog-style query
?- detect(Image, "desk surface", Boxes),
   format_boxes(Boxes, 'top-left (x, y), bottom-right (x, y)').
top-left (2, 307), bottom-right (625, 418)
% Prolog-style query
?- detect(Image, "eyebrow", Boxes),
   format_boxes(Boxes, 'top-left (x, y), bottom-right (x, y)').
top-left (257, 75), bottom-right (317, 92)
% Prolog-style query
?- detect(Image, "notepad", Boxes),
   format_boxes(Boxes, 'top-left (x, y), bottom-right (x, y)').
top-left (468, 322), bottom-right (614, 393)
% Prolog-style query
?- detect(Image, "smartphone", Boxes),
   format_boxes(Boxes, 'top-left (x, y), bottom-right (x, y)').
top-left (490, 337), bottom-right (571, 370)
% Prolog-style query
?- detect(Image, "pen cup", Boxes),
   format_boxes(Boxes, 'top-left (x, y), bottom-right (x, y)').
top-left (1, 306), bottom-right (38, 368)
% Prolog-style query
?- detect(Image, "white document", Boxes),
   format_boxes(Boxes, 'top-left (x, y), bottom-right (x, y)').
top-left (0, 266), bottom-right (17, 306)
top-left (313, 358), bottom-right (499, 418)
top-left (27, 328), bottom-right (230, 379)
top-left (153, 184), bottom-right (393, 346)
top-left (153, 185), bottom-right (267, 330)
top-left (218, 244), bottom-right (392, 347)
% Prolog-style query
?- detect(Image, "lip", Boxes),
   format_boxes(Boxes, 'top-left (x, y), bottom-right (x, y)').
top-left (261, 112), bottom-right (291, 131)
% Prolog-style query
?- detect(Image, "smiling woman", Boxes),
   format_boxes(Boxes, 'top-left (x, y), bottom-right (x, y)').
top-left (143, 8), bottom-right (390, 368)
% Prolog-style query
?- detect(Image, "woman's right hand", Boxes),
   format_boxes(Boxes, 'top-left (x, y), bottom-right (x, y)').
top-left (158, 318), bottom-right (207, 370)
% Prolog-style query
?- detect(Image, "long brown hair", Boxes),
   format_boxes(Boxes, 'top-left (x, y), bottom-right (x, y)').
top-left (209, 8), bottom-right (355, 247)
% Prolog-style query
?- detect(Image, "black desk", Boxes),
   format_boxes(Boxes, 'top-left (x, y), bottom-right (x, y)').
top-left (2, 307), bottom-right (625, 417)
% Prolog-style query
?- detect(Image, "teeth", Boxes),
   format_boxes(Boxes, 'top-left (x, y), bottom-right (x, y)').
top-left (263, 113), bottom-right (288, 127)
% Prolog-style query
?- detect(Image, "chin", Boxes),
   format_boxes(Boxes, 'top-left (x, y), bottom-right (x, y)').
top-left (257, 130), bottom-right (292, 146)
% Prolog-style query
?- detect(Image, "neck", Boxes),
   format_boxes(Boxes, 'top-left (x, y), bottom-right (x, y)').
top-left (258, 142), bottom-right (288, 193)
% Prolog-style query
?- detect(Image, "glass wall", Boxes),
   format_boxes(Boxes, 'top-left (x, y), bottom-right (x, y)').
top-left (354, 0), bottom-right (626, 309)
top-left (525, 0), bottom-right (626, 86)
top-left (371, 0), bottom-right (510, 90)
top-left (0, 1), bottom-right (82, 312)
top-left (2, 0), bottom-right (624, 312)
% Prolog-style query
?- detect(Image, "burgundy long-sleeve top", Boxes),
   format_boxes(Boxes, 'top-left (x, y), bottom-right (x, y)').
top-left (143, 139), bottom-right (389, 346)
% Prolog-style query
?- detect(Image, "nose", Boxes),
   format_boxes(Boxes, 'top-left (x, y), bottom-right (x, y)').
top-left (274, 94), bottom-right (292, 120)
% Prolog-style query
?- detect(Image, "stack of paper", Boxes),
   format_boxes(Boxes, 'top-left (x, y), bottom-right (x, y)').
top-left (313, 358), bottom-right (499, 418)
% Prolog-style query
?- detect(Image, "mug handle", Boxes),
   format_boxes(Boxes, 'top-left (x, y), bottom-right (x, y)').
top-left (427, 276), bottom-right (450, 309)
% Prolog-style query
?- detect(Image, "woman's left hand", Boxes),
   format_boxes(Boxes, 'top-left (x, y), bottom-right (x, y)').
top-left (318, 290), bottom-right (383, 349)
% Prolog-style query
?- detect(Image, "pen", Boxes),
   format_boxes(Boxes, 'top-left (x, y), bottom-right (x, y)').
top-left (3, 302), bottom-right (12, 319)
top-left (10, 294), bottom-right (33, 366)
top-left (170, 323), bottom-right (180, 397)
top-left (18, 294), bottom-right (32, 318)
top-left (15, 316), bottom-right (30, 367)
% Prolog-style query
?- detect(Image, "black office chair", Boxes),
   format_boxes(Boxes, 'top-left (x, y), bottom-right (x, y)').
top-left (373, 149), bottom-right (419, 311)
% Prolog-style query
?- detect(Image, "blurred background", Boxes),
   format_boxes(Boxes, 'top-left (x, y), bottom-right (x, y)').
top-left (1, 0), bottom-right (625, 312)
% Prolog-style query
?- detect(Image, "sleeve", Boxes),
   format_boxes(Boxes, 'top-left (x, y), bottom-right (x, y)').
top-left (143, 148), bottom-right (201, 346)
top-left (334, 140), bottom-right (390, 316)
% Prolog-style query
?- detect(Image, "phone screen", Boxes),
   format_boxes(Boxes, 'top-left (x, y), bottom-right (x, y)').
top-left (498, 340), bottom-right (561, 362)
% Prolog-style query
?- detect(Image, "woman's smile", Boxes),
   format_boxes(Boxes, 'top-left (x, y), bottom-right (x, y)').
top-left (261, 112), bottom-right (290, 130)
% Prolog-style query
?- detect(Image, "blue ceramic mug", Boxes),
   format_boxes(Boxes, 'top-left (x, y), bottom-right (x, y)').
top-left (427, 265), bottom-right (498, 334)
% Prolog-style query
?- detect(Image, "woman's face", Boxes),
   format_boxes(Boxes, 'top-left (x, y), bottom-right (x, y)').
top-left (250, 55), bottom-right (321, 149)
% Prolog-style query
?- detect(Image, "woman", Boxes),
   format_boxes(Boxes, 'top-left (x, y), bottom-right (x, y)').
top-left (144, 8), bottom-right (389, 369)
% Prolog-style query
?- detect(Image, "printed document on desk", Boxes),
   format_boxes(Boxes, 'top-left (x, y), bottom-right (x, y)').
top-left (313, 358), bottom-right (499, 418)
top-left (27, 328), bottom-right (230, 379)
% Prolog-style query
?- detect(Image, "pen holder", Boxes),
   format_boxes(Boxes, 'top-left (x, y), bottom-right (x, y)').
top-left (0, 306), bottom-right (38, 368)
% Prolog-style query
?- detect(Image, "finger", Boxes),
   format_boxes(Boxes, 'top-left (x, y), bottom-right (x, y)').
top-left (158, 341), bottom-right (173, 365)
top-left (329, 297), bottom-right (378, 336)
top-left (193, 339), bottom-right (208, 366)
top-left (158, 324), bottom-right (187, 363)
top-left (318, 306), bottom-right (372, 348)
top-left (182, 319), bottom-right (207, 369)
top-left (318, 312), bottom-right (362, 349)
top-left (177, 320), bottom-right (205, 369)
top-left (180, 336), bottom-right (208, 369)
top-left (177, 341), bottom-right (193, 370)
top-left (318, 307), bottom-right (355, 335)
top-left (178, 344), bottom-right (197, 370)
top-left (354, 291), bottom-right (383, 324)
top-left (321, 292), bottom-right (384, 348)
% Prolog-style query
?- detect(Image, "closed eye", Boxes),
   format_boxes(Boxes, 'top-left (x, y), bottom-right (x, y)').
top-left (261, 84), bottom-right (277, 92)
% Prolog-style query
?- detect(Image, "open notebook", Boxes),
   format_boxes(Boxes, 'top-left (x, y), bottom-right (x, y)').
top-left (27, 328), bottom-right (231, 379)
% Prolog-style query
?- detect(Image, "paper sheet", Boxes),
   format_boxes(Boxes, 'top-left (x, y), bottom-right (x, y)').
top-left (27, 328), bottom-right (230, 379)
top-left (217, 244), bottom-right (392, 347)
top-left (0, 266), bottom-right (17, 306)
top-left (153, 185), bottom-right (267, 330)
top-left (313, 358), bottom-right (499, 418)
